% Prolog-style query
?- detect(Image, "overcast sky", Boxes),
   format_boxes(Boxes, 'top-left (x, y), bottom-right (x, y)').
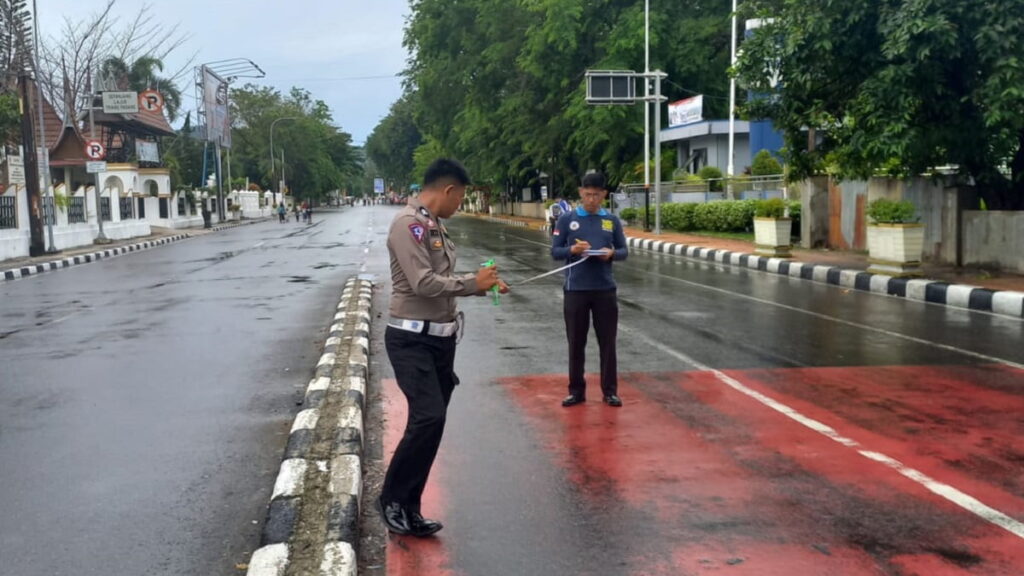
top-left (39, 0), bottom-right (410, 145)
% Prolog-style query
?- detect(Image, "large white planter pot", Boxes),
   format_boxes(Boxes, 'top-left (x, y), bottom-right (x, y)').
top-left (754, 217), bottom-right (793, 257)
top-left (867, 223), bottom-right (925, 276)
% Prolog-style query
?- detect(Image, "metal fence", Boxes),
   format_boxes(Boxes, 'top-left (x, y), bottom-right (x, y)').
top-left (613, 175), bottom-right (786, 215)
top-left (42, 196), bottom-right (56, 226)
top-left (100, 198), bottom-right (111, 222)
top-left (0, 196), bottom-right (15, 229)
top-left (68, 197), bottom-right (86, 224)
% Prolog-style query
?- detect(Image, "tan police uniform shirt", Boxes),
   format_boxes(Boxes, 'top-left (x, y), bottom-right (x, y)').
top-left (387, 198), bottom-right (479, 322)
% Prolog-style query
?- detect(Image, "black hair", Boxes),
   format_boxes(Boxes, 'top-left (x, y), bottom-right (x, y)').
top-left (423, 158), bottom-right (471, 189)
top-left (581, 171), bottom-right (607, 191)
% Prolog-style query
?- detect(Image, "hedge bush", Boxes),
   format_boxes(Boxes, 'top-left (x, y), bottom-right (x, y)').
top-left (755, 197), bottom-right (787, 218)
top-left (866, 198), bottom-right (917, 224)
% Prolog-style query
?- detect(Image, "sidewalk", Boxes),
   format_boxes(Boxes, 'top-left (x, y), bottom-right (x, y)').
top-left (1, 218), bottom-right (268, 281)
top-left (471, 213), bottom-right (1024, 294)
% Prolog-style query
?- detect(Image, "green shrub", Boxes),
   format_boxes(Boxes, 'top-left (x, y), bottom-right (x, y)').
top-left (751, 150), bottom-right (783, 176)
top-left (755, 197), bottom-right (787, 218)
top-left (661, 202), bottom-right (698, 231)
top-left (866, 198), bottom-right (917, 224)
top-left (692, 200), bottom-right (757, 232)
top-left (788, 200), bottom-right (801, 219)
top-left (697, 166), bottom-right (723, 180)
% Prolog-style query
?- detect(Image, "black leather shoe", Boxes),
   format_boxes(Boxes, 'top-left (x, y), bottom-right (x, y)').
top-left (378, 498), bottom-right (413, 535)
top-left (562, 394), bottom-right (586, 407)
top-left (409, 512), bottom-right (443, 537)
top-left (603, 395), bottom-right (623, 407)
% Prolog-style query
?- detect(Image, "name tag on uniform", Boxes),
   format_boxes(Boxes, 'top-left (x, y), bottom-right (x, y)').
top-left (602, 219), bottom-right (614, 232)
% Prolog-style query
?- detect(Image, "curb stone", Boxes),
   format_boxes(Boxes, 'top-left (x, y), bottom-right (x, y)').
top-left (474, 214), bottom-right (1024, 320)
top-left (624, 237), bottom-right (1024, 320)
top-left (1, 234), bottom-right (191, 282)
top-left (247, 277), bottom-right (373, 576)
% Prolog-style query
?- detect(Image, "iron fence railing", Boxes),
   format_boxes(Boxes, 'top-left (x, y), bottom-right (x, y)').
top-left (68, 197), bottom-right (86, 223)
top-left (0, 196), bottom-right (15, 229)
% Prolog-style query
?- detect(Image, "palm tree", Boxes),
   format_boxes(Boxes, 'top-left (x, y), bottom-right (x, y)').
top-left (100, 56), bottom-right (182, 121)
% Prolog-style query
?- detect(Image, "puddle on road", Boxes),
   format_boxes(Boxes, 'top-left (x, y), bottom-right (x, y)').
top-left (312, 262), bottom-right (339, 270)
top-left (287, 276), bottom-right (314, 283)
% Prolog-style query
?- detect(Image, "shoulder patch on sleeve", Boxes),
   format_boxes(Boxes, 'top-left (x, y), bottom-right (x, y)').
top-left (408, 223), bottom-right (426, 243)
top-left (602, 219), bottom-right (614, 232)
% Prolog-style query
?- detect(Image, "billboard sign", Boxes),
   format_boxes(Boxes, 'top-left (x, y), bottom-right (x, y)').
top-left (668, 95), bottom-right (703, 127)
top-left (373, 178), bottom-right (385, 195)
top-left (102, 91), bottom-right (139, 114)
top-left (202, 66), bottom-right (232, 148)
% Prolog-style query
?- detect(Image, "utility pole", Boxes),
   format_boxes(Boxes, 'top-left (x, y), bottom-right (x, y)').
top-left (727, 0), bottom-right (738, 198)
top-left (18, 74), bottom-right (45, 256)
top-left (32, 0), bottom-right (56, 252)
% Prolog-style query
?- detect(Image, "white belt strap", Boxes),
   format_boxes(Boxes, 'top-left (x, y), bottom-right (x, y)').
top-left (388, 318), bottom-right (459, 337)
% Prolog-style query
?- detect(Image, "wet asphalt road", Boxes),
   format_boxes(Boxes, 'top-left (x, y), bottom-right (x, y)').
top-left (372, 212), bottom-right (1024, 575)
top-left (0, 209), bottom-right (390, 576)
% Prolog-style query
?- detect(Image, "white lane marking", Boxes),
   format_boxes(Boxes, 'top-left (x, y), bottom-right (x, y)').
top-left (254, 241), bottom-right (265, 248)
top-left (507, 234), bottom-right (1023, 370)
top-left (621, 323), bottom-right (1024, 540)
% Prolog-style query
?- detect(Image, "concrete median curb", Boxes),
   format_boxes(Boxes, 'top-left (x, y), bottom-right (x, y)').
top-left (247, 277), bottom-right (373, 576)
top-left (626, 237), bottom-right (1024, 319)
top-left (1, 234), bottom-right (191, 282)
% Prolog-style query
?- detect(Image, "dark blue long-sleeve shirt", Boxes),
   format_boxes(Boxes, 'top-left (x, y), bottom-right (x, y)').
top-left (550, 206), bottom-right (628, 291)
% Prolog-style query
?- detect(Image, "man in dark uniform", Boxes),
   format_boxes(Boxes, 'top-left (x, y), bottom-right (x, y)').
top-left (550, 171), bottom-right (628, 407)
top-left (379, 158), bottom-right (509, 537)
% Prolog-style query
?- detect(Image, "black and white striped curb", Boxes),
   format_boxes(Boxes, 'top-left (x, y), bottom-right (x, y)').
top-left (626, 237), bottom-right (1024, 319)
top-left (246, 278), bottom-right (372, 576)
top-left (209, 217), bottom-right (272, 232)
top-left (1, 234), bottom-right (191, 282)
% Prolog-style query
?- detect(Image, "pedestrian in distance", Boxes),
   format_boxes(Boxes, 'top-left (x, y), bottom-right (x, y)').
top-left (550, 171), bottom-right (628, 408)
top-left (293, 203), bottom-right (300, 222)
top-left (277, 203), bottom-right (286, 223)
top-left (548, 196), bottom-right (572, 235)
top-left (379, 158), bottom-right (509, 538)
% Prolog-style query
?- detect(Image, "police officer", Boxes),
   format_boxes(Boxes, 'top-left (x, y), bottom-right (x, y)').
top-left (550, 171), bottom-right (628, 407)
top-left (379, 158), bottom-right (509, 537)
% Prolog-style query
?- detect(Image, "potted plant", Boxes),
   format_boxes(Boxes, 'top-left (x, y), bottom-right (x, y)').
top-left (753, 197), bottom-right (792, 257)
top-left (866, 198), bottom-right (924, 276)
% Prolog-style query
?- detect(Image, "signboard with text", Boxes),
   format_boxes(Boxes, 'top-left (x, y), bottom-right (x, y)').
top-left (373, 178), bottom-right (385, 195)
top-left (102, 91), bottom-right (140, 114)
top-left (5, 155), bottom-right (24, 185)
top-left (86, 161), bottom-right (108, 173)
top-left (668, 95), bottom-right (703, 127)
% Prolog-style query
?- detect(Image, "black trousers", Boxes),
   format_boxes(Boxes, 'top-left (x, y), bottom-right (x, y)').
top-left (381, 326), bottom-right (458, 513)
top-left (564, 290), bottom-right (619, 397)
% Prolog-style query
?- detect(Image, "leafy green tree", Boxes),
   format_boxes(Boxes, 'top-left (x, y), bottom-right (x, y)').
top-left (100, 56), bottom-right (183, 121)
top-left (736, 0), bottom-right (1024, 209)
top-left (365, 94), bottom-right (422, 190)
top-left (751, 149), bottom-right (782, 176)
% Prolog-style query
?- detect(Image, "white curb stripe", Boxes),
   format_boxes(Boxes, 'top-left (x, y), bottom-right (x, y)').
top-left (329, 455), bottom-right (362, 497)
top-left (246, 544), bottom-right (289, 576)
top-left (272, 459), bottom-right (308, 499)
top-left (307, 377), bottom-right (331, 393)
top-left (291, 409), bottom-right (320, 433)
top-left (945, 285), bottom-right (977, 310)
top-left (870, 274), bottom-right (892, 294)
top-left (993, 291), bottom-right (1024, 318)
top-left (320, 542), bottom-right (357, 576)
top-left (906, 279), bottom-right (933, 302)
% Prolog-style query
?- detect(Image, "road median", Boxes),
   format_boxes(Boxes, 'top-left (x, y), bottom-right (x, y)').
top-left (247, 277), bottom-right (373, 576)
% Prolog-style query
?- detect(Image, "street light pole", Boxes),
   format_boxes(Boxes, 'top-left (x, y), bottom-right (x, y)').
top-left (644, 0), bottom-right (651, 232)
top-left (269, 116), bottom-right (298, 207)
top-left (727, 0), bottom-right (738, 195)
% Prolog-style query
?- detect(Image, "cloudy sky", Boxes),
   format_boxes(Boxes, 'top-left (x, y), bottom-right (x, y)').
top-left (39, 0), bottom-right (410, 144)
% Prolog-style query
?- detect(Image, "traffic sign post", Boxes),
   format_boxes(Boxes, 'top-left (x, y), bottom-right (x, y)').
top-left (86, 161), bottom-right (107, 173)
top-left (84, 139), bottom-right (106, 161)
top-left (102, 91), bottom-right (139, 114)
top-left (139, 89), bottom-right (164, 113)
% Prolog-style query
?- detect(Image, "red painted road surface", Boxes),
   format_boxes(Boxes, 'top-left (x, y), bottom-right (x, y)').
top-left (382, 365), bottom-right (1024, 575)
